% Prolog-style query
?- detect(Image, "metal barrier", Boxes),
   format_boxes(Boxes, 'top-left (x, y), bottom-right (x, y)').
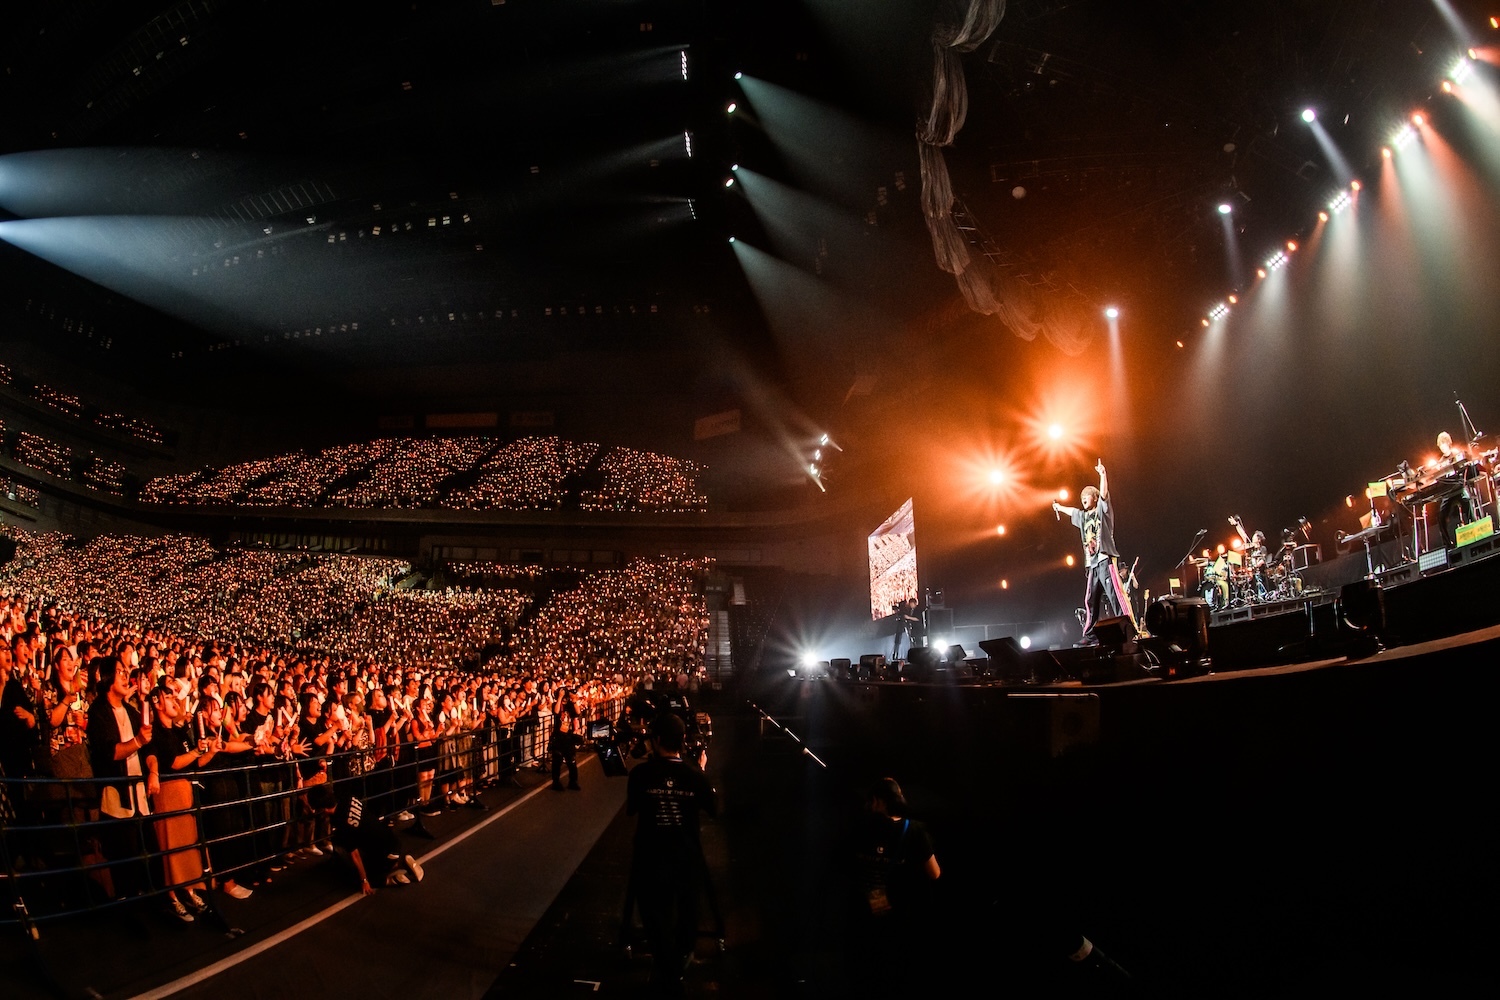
top-left (0, 698), bottom-right (622, 938)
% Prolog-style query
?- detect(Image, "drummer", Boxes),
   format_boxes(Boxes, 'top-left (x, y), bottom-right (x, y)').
top-left (1229, 515), bottom-right (1272, 601)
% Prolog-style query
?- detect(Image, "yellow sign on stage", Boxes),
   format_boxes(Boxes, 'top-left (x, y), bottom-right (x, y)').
top-left (1456, 515), bottom-right (1494, 547)
top-left (1367, 480), bottom-right (1389, 498)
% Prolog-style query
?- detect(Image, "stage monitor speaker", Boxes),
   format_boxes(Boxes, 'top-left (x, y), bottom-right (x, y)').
top-left (1093, 615), bottom-right (1138, 649)
top-left (925, 606), bottom-right (954, 637)
top-left (857, 653), bottom-right (886, 680)
top-left (946, 644), bottom-right (967, 664)
top-left (829, 657), bottom-right (852, 680)
top-left (1142, 596), bottom-right (1212, 678)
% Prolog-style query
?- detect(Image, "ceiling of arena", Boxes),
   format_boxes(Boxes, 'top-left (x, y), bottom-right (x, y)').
top-left (0, 0), bottom-right (1483, 429)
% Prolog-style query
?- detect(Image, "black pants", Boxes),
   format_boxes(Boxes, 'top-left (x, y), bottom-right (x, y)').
top-left (550, 734), bottom-right (578, 788)
top-left (634, 861), bottom-right (701, 994)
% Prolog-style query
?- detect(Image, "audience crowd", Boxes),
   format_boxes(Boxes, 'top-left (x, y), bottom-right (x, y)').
top-left (139, 435), bottom-right (708, 513)
top-left (0, 523), bottom-right (711, 926)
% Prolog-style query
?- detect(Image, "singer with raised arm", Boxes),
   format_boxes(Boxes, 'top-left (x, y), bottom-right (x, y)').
top-left (1052, 460), bottom-right (1135, 646)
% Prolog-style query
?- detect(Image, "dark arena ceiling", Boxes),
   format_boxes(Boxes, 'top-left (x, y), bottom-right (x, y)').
top-left (2, 1), bottom-right (1499, 613)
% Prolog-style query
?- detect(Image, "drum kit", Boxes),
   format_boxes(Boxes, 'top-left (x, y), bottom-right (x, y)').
top-left (1190, 545), bottom-right (1304, 612)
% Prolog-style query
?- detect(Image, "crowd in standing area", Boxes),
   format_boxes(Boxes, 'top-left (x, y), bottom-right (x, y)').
top-left (0, 523), bottom-right (711, 923)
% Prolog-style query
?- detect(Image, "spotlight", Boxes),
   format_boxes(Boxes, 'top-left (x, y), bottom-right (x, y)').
top-left (1209, 302), bottom-right (1229, 320)
top-left (726, 102), bottom-right (737, 114)
top-left (1019, 635), bottom-right (1032, 649)
top-left (989, 469), bottom-right (1005, 484)
top-left (800, 652), bottom-right (818, 667)
top-left (1175, 340), bottom-right (1184, 348)
top-left (1047, 423), bottom-right (1064, 440)
top-left (996, 524), bottom-right (1006, 535)
top-left (1065, 555), bottom-right (1075, 567)
top-left (1058, 488), bottom-right (1070, 501)
top-left (1201, 318), bottom-right (1210, 327)
top-left (1286, 240), bottom-right (1298, 252)
top-left (1217, 203), bottom-right (1232, 215)
top-left (1319, 211), bottom-right (1329, 222)
top-left (1329, 190), bottom-right (1352, 213)
top-left (724, 177), bottom-right (735, 188)
top-left (1301, 108), bottom-right (1317, 123)
top-left (1382, 146), bottom-right (1392, 158)
top-left (728, 236), bottom-right (736, 243)
top-left (1266, 250), bottom-right (1288, 271)
top-left (1392, 123), bottom-right (1417, 150)
top-left (1104, 306), bottom-right (1119, 319)
top-left (1349, 180), bottom-right (1361, 192)
top-left (1412, 112), bottom-right (1424, 126)
top-left (734, 71), bottom-right (743, 80)
top-left (1000, 579), bottom-right (1009, 589)
top-left (731, 163), bottom-right (740, 171)
top-left (1256, 268), bottom-right (1267, 278)
top-left (1227, 294), bottom-right (1238, 304)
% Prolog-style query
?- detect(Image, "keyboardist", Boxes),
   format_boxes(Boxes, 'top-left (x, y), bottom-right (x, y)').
top-left (1435, 430), bottom-right (1475, 548)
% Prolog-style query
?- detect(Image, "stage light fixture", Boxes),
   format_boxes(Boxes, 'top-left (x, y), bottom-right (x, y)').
top-left (724, 177), bottom-right (735, 188)
top-left (1257, 267), bottom-right (1267, 278)
top-left (1266, 250), bottom-right (1288, 271)
top-left (731, 163), bottom-right (740, 171)
top-left (1443, 80), bottom-right (1454, 94)
top-left (728, 236), bottom-right (736, 243)
top-left (1058, 488), bottom-right (1069, 500)
top-left (1216, 543), bottom-right (1226, 555)
top-left (734, 71), bottom-right (743, 80)
top-left (1201, 318), bottom-right (1210, 327)
top-left (1286, 240), bottom-right (1298, 251)
top-left (1217, 203), bottom-right (1231, 214)
top-left (1382, 146), bottom-right (1392, 158)
top-left (1000, 579), bottom-right (1009, 589)
top-left (1302, 108), bottom-right (1317, 123)
top-left (1047, 423), bottom-right (1063, 440)
top-left (1209, 302), bottom-right (1229, 320)
top-left (1454, 56), bottom-right (1474, 83)
top-left (1393, 123), bottom-right (1417, 150)
top-left (1176, 340), bottom-right (1184, 348)
top-left (1104, 306), bottom-right (1119, 318)
top-left (1412, 112), bottom-right (1425, 126)
top-left (989, 469), bottom-right (1005, 484)
top-left (1319, 211), bottom-right (1330, 221)
top-left (726, 102), bottom-right (737, 114)
top-left (1329, 189), bottom-right (1352, 213)
top-left (1020, 636), bottom-right (1032, 649)
top-left (1065, 555), bottom-right (1075, 567)
top-left (680, 51), bottom-right (688, 80)
top-left (683, 131), bottom-right (693, 157)
top-left (996, 524), bottom-right (1007, 536)
top-left (1227, 294), bottom-right (1238, 304)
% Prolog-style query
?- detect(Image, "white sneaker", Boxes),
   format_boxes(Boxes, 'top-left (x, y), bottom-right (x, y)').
top-left (303, 844), bottom-right (324, 857)
top-left (385, 870), bottom-right (411, 886)
top-left (402, 854), bottom-right (425, 882)
top-left (170, 898), bottom-right (195, 922)
top-left (395, 810), bottom-right (414, 822)
top-left (223, 883), bottom-right (253, 900)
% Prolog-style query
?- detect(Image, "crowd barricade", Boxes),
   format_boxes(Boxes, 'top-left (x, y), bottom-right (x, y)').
top-left (0, 696), bottom-right (625, 936)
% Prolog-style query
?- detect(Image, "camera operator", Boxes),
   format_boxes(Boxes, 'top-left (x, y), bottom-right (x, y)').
top-left (625, 712), bottom-right (718, 998)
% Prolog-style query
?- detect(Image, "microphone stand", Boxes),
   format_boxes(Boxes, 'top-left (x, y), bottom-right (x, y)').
top-left (1455, 395), bottom-right (1482, 449)
top-left (1174, 529), bottom-right (1208, 597)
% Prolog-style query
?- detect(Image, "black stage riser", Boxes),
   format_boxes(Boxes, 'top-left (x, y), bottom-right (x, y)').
top-left (1206, 544), bottom-right (1500, 669)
